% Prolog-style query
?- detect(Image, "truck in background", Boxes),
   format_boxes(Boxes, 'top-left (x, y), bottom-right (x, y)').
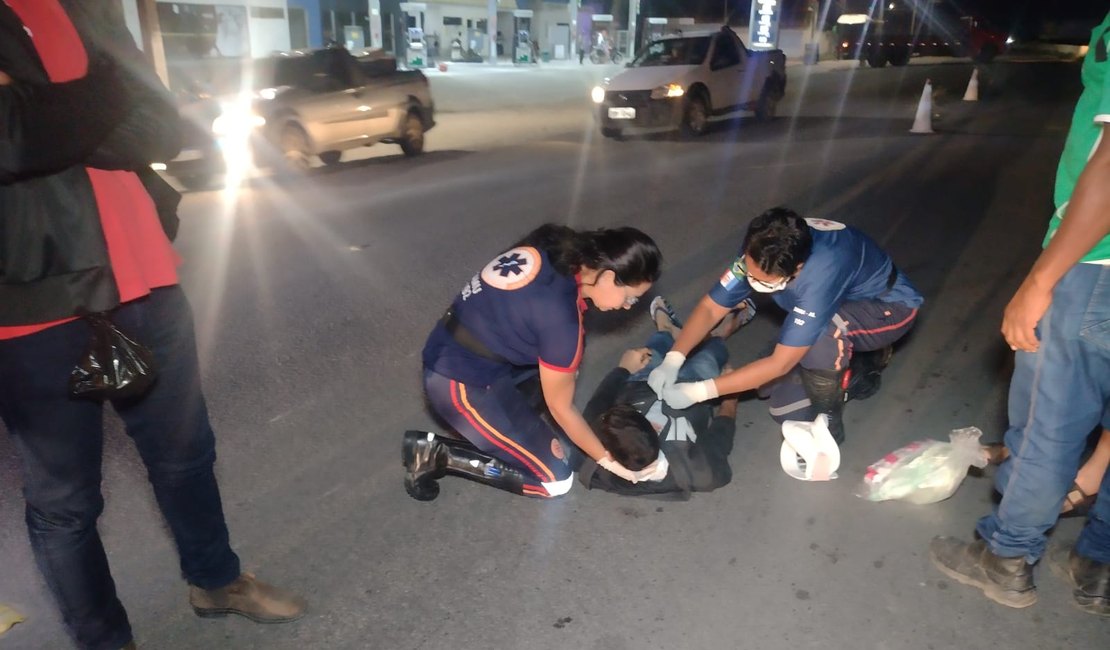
top-left (834, 1), bottom-right (1008, 68)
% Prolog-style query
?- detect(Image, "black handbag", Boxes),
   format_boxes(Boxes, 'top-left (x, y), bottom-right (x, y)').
top-left (69, 313), bottom-right (157, 400)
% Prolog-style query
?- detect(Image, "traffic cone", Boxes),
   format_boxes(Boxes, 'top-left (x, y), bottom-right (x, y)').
top-left (963, 68), bottom-right (979, 101)
top-left (910, 80), bottom-right (934, 134)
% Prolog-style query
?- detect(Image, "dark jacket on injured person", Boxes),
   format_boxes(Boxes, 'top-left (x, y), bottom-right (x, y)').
top-left (578, 368), bottom-right (735, 499)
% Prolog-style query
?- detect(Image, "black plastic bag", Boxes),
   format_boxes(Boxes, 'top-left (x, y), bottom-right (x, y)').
top-left (69, 313), bottom-right (157, 400)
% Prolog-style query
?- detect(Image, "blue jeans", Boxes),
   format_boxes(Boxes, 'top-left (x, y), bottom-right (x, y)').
top-left (629, 331), bottom-right (728, 383)
top-left (0, 287), bottom-right (241, 650)
top-left (976, 264), bottom-right (1110, 564)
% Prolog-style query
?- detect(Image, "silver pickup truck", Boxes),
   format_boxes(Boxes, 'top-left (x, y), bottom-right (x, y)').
top-left (591, 26), bottom-right (786, 138)
top-left (163, 48), bottom-right (435, 189)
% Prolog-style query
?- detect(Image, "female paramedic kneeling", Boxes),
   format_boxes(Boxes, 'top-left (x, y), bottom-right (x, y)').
top-left (404, 224), bottom-right (663, 500)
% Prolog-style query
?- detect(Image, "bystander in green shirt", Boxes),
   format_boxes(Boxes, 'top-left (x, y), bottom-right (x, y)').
top-left (1045, 11), bottom-right (1110, 263)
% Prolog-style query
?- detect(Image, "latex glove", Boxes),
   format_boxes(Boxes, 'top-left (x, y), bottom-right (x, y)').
top-left (598, 455), bottom-right (643, 484)
top-left (647, 351), bottom-right (685, 397)
top-left (663, 379), bottom-right (718, 410)
top-left (635, 452), bottom-right (669, 482)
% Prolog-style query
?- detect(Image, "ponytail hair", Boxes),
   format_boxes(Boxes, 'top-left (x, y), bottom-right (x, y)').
top-left (517, 223), bottom-right (662, 285)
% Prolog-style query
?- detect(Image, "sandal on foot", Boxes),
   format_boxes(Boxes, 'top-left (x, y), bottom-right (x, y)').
top-left (648, 296), bottom-right (683, 329)
top-left (1061, 482), bottom-right (1097, 519)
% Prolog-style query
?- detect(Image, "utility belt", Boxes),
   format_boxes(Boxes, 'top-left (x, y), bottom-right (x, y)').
top-left (441, 308), bottom-right (508, 364)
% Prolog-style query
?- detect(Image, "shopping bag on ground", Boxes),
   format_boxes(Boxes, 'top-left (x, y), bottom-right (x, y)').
top-left (857, 427), bottom-right (988, 504)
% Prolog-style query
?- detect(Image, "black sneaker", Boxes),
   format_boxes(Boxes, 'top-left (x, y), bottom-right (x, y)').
top-left (847, 346), bottom-right (893, 401)
top-left (1047, 543), bottom-right (1110, 617)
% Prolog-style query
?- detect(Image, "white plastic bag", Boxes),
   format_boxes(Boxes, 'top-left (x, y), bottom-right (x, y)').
top-left (857, 427), bottom-right (988, 504)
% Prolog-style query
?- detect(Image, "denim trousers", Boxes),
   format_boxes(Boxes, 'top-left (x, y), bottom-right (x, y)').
top-left (976, 263), bottom-right (1110, 564)
top-left (0, 286), bottom-right (240, 650)
top-left (629, 331), bottom-right (728, 384)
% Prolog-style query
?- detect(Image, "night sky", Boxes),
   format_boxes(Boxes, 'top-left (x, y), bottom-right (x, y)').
top-left (633, 0), bottom-right (1109, 41)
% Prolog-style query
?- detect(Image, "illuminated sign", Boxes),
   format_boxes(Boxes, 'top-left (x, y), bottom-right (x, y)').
top-left (748, 0), bottom-right (781, 50)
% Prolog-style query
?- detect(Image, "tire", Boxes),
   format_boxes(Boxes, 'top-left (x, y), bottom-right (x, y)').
top-left (754, 78), bottom-right (781, 122)
top-left (400, 111), bottom-right (425, 156)
top-left (974, 44), bottom-right (998, 64)
top-left (866, 48), bottom-right (888, 68)
top-left (319, 150), bottom-right (342, 166)
top-left (680, 92), bottom-right (709, 137)
top-left (611, 51), bottom-right (623, 64)
top-left (589, 51), bottom-right (600, 64)
top-left (279, 125), bottom-right (312, 173)
top-left (600, 127), bottom-right (622, 139)
top-left (888, 48), bottom-right (911, 66)
top-left (177, 174), bottom-right (215, 191)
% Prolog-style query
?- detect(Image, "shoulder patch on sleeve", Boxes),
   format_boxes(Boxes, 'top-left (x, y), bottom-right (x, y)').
top-left (480, 246), bottom-right (542, 291)
top-left (804, 218), bottom-right (846, 231)
top-left (719, 257), bottom-right (744, 289)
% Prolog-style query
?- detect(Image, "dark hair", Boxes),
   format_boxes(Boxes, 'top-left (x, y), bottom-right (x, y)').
top-left (742, 207), bottom-right (813, 278)
top-left (595, 404), bottom-right (660, 471)
top-left (517, 224), bottom-right (662, 286)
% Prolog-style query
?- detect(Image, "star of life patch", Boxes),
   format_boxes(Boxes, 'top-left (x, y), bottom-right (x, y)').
top-left (480, 246), bottom-right (542, 291)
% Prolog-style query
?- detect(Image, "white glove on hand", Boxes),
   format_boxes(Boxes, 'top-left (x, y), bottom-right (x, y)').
top-left (647, 351), bottom-right (686, 397)
top-left (598, 455), bottom-right (642, 483)
top-left (598, 453), bottom-right (670, 484)
top-left (663, 379), bottom-right (718, 410)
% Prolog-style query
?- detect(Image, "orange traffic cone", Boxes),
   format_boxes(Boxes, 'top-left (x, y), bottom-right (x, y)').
top-left (963, 68), bottom-right (979, 101)
top-left (910, 80), bottom-right (935, 134)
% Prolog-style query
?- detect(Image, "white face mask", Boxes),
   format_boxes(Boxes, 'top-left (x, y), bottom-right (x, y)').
top-left (748, 275), bottom-right (788, 293)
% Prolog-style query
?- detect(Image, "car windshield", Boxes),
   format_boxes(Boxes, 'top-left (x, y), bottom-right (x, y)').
top-left (632, 37), bottom-right (711, 67)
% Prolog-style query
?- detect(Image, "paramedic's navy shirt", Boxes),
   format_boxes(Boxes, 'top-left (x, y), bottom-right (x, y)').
top-left (708, 219), bottom-right (924, 348)
top-left (423, 246), bottom-right (584, 386)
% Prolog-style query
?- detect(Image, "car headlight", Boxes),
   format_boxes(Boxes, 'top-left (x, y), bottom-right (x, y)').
top-left (591, 85), bottom-right (606, 104)
top-left (211, 110), bottom-right (266, 137)
top-left (1006, 36), bottom-right (1014, 45)
top-left (649, 83), bottom-right (684, 100)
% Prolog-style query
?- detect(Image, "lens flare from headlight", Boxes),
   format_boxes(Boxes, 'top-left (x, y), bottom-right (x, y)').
top-left (591, 86), bottom-right (606, 104)
top-left (649, 83), bottom-right (684, 100)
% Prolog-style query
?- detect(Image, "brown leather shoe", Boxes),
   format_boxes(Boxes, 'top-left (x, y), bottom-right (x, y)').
top-left (189, 573), bottom-right (306, 623)
top-left (121, 643), bottom-right (137, 650)
top-left (929, 536), bottom-right (1037, 608)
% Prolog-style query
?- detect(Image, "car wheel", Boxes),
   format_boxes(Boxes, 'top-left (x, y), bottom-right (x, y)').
top-left (755, 83), bottom-right (779, 122)
top-left (600, 127), bottom-right (623, 139)
top-left (866, 49), bottom-right (888, 68)
top-left (280, 125), bottom-right (312, 172)
top-left (177, 174), bottom-right (215, 191)
top-left (680, 93), bottom-right (709, 137)
top-left (400, 112), bottom-right (425, 156)
top-left (319, 150), bottom-right (342, 166)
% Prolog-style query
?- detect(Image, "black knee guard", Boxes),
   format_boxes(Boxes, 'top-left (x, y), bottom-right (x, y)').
top-left (799, 368), bottom-right (848, 445)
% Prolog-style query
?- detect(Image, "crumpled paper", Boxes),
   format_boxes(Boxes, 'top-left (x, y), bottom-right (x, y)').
top-left (0, 604), bottom-right (26, 636)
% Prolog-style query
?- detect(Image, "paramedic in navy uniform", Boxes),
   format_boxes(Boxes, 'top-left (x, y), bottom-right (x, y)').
top-left (650, 208), bottom-right (924, 444)
top-left (404, 224), bottom-right (664, 499)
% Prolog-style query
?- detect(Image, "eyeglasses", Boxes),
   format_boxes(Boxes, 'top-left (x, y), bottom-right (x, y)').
top-left (737, 255), bottom-right (791, 291)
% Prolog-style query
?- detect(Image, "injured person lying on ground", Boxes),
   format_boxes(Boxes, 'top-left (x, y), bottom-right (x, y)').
top-left (576, 295), bottom-right (753, 497)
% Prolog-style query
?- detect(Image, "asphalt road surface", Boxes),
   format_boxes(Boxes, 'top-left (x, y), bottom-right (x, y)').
top-left (2, 59), bottom-right (1106, 649)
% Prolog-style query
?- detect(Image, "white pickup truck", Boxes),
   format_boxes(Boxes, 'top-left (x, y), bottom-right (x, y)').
top-left (591, 26), bottom-right (786, 138)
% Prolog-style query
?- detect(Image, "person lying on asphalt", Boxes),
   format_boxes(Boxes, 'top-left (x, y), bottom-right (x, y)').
top-left (577, 296), bottom-right (752, 498)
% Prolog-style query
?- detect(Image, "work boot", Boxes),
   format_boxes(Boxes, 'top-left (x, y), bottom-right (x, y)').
top-left (190, 573), bottom-right (306, 623)
top-left (847, 345), bottom-right (893, 401)
top-left (1047, 543), bottom-right (1110, 617)
top-left (799, 367), bottom-right (848, 444)
top-left (929, 537), bottom-right (1036, 608)
top-left (402, 430), bottom-right (526, 501)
